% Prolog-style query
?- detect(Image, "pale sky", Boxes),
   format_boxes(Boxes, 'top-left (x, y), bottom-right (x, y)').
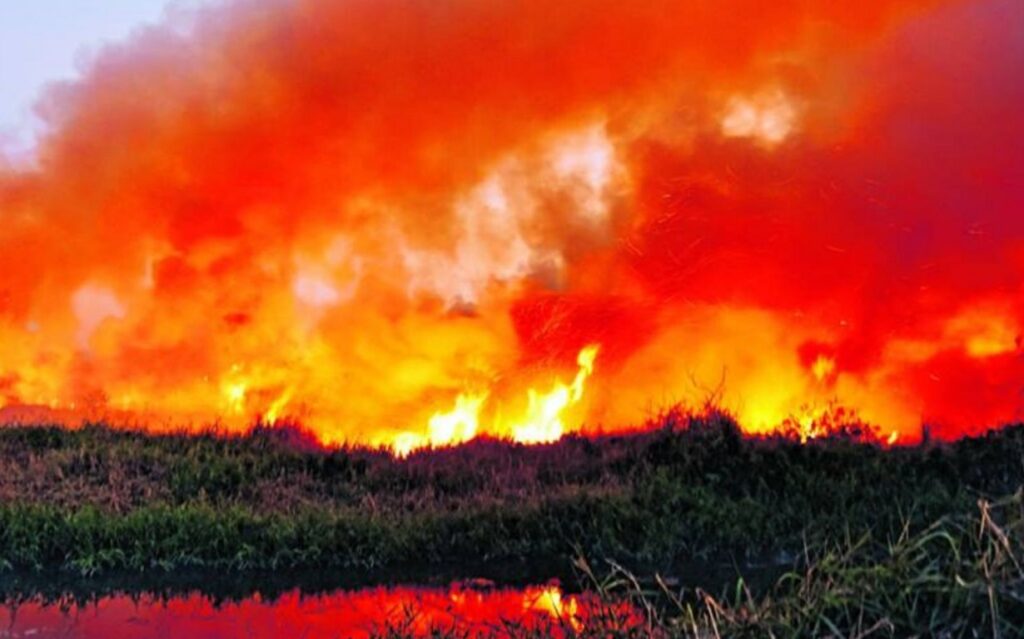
top-left (0, 0), bottom-right (207, 157)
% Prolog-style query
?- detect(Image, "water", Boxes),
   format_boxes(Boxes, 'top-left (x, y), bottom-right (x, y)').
top-left (0, 582), bottom-right (640, 638)
top-left (0, 555), bottom-right (784, 637)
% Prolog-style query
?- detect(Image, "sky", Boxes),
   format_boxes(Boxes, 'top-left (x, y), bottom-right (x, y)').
top-left (0, 0), bottom-right (205, 157)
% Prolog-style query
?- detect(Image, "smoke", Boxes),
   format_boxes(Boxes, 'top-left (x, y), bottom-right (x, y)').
top-left (0, 0), bottom-right (1020, 443)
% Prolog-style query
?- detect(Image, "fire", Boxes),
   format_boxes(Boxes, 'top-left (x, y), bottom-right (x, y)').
top-left (263, 386), bottom-right (294, 425)
top-left (221, 367), bottom-right (248, 415)
top-left (507, 345), bottom-right (599, 445)
top-left (0, 0), bottom-right (1021, 447)
top-left (389, 345), bottom-right (598, 456)
top-left (390, 392), bottom-right (487, 457)
top-left (811, 356), bottom-right (836, 383)
top-left (427, 392), bottom-right (486, 446)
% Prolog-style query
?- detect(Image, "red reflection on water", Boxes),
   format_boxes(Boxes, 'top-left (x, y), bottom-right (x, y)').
top-left (0, 583), bottom-right (641, 638)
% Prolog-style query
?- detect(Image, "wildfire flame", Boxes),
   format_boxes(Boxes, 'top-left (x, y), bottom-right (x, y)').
top-left (508, 345), bottom-right (599, 445)
top-left (0, 0), bottom-right (1021, 449)
top-left (389, 345), bottom-right (598, 456)
top-left (390, 392), bottom-right (487, 457)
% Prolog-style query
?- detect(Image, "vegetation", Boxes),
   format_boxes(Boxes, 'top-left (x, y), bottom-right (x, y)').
top-left (0, 411), bottom-right (1020, 581)
top-left (368, 492), bottom-right (1024, 637)
top-left (0, 414), bottom-right (1022, 635)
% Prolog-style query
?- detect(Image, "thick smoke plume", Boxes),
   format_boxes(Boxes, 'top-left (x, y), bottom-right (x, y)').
top-left (0, 0), bottom-right (1021, 444)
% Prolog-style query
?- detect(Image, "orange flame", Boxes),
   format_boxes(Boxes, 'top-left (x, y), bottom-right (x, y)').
top-left (390, 392), bottom-right (487, 457)
top-left (507, 345), bottom-right (599, 445)
top-left (389, 345), bottom-right (598, 456)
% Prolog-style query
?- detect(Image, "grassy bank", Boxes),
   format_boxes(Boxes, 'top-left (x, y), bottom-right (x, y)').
top-left (0, 413), bottom-right (1021, 577)
top-left (369, 492), bottom-right (1024, 637)
top-left (2, 496), bottom-right (1019, 637)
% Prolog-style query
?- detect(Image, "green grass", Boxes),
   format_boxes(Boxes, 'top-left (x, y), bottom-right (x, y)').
top-left (0, 412), bottom-right (1020, 579)
top-left (367, 492), bottom-right (1024, 637)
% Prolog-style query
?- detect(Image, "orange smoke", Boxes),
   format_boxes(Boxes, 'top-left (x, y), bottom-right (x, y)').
top-left (0, 0), bottom-right (1021, 448)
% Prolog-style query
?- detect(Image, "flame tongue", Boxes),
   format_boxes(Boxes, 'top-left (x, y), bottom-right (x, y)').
top-left (391, 345), bottom-right (599, 456)
top-left (508, 345), bottom-right (599, 445)
top-left (390, 392), bottom-right (488, 457)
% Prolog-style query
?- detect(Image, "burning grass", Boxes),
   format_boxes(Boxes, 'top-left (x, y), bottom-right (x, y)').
top-left (0, 411), bottom-right (1020, 580)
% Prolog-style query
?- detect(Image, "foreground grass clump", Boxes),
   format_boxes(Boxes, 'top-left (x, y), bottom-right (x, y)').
top-left (0, 414), bottom-right (1021, 576)
top-left (368, 493), bottom-right (1024, 638)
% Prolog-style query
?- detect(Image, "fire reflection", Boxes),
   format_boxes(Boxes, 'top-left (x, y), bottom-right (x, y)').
top-left (0, 583), bottom-right (640, 638)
